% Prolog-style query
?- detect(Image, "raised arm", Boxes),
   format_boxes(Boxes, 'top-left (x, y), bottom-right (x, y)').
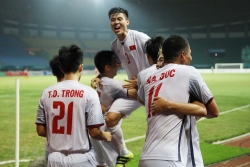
top-left (90, 75), bottom-right (101, 89)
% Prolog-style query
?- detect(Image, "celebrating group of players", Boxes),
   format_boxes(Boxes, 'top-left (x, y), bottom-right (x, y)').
top-left (35, 7), bottom-right (219, 167)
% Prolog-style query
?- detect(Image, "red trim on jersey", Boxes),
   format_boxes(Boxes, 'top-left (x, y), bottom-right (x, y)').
top-left (129, 45), bottom-right (136, 51)
top-left (205, 97), bottom-right (214, 106)
top-left (87, 123), bottom-right (104, 128)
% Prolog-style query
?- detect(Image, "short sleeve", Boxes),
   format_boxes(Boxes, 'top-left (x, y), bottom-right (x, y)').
top-left (137, 32), bottom-right (150, 53)
top-left (137, 71), bottom-right (146, 103)
top-left (111, 44), bottom-right (121, 64)
top-left (36, 91), bottom-right (46, 125)
top-left (85, 90), bottom-right (105, 127)
top-left (188, 66), bottom-right (213, 105)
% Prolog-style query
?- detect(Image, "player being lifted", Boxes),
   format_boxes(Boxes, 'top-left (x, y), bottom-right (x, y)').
top-left (91, 50), bottom-right (138, 167)
top-left (90, 7), bottom-right (150, 162)
top-left (36, 45), bottom-right (112, 167)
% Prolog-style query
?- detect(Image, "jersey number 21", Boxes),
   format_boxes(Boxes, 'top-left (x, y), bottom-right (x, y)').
top-left (52, 101), bottom-right (73, 135)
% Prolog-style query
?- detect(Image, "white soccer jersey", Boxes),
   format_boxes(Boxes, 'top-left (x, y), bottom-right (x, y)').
top-left (138, 64), bottom-right (190, 162)
top-left (186, 67), bottom-right (213, 167)
top-left (97, 77), bottom-right (128, 111)
top-left (36, 80), bottom-right (104, 154)
top-left (137, 64), bottom-right (157, 92)
top-left (111, 29), bottom-right (150, 79)
top-left (137, 64), bottom-right (213, 164)
top-left (186, 116), bottom-right (204, 167)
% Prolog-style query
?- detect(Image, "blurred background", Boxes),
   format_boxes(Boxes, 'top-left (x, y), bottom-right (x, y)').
top-left (0, 0), bottom-right (249, 73)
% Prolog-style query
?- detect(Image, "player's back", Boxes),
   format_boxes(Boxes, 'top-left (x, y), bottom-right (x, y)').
top-left (42, 80), bottom-right (96, 153)
top-left (138, 63), bottom-right (190, 162)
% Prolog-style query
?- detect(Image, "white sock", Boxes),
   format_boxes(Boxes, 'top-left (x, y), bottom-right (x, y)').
top-left (108, 124), bottom-right (128, 156)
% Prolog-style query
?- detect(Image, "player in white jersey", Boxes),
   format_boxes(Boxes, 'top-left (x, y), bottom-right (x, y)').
top-left (43, 55), bottom-right (65, 166)
top-left (139, 35), bottom-right (219, 167)
top-left (153, 36), bottom-right (219, 167)
top-left (89, 7), bottom-right (150, 164)
top-left (136, 36), bottom-right (165, 92)
top-left (91, 50), bottom-right (138, 167)
top-left (36, 45), bottom-right (112, 167)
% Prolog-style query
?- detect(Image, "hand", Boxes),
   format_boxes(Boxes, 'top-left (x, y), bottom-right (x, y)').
top-left (195, 116), bottom-right (201, 121)
top-left (102, 131), bottom-right (112, 142)
top-left (123, 76), bottom-right (138, 90)
top-left (151, 97), bottom-right (170, 114)
top-left (91, 77), bottom-right (100, 89)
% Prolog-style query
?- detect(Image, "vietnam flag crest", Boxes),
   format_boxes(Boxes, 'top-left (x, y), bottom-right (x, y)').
top-left (129, 45), bottom-right (136, 51)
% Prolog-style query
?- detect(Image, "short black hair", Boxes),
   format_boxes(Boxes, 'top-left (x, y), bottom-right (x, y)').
top-left (94, 50), bottom-right (115, 74)
top-left (145, 36), bottom-right (165, 63)
top-left (58, 44), bottom-right (84, 74)
top-left (162, 35), bottom-right (189, 62)
top-left (108, 7), bottom-right (128, 19)
top-left (49, 55), bottom-right (64, 80)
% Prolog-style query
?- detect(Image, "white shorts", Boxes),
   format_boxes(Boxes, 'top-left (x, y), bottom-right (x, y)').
top-left (139, 159), bottom-right (185, 167)
top-left (47, 149), bottom-right (96, 167)
top-left (90, 123), bottom-right (120, 167)
top-left (108, 98), bottom-right (142, 117)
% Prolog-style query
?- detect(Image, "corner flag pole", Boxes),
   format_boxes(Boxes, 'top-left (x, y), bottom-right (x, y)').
top-left (15, 79), bottom-right (20, 167)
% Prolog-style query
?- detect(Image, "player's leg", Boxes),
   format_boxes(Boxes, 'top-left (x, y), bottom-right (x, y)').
top-left (105, 114), bottom-right (127, 156)
top-left (106, 98), bottom-right (141, 164)
top-left (90, 123), bottom-right (120, 167)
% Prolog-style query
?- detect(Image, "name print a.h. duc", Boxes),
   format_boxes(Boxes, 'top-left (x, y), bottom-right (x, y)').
top-left (146, 69), bottom-right (175, 85)
top-left (48, 89), bottom-right (84, 98)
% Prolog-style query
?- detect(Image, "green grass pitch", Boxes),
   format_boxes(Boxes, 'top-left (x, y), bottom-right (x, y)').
top-left (0, 73), bottom-right (250, 167)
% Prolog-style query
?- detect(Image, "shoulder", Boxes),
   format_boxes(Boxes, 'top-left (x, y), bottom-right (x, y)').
top-left (100, 77), bottom-right (123, 87)
top-left (139, 65), bottom-right (156, 77)
top-left (111, 38), bottom-right (118, 47)
top-left (129, 29), bottom-right (150, 40)
top-left (187, 66), bottom-right (201, 76)
top-left (42, 82), bottom-right (59, 92)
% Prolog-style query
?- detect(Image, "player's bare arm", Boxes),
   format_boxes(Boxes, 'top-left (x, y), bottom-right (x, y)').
top-left (204, 99), bottom-right (219, 118)
top-left (88, 127), bottom-right (112, 142)
top-left (151, 97), bottom-right (207, 117)
top-left (100, 104), bottom-right (107, 114)
top-left (36, 124), bottom-right (46, 137)
top-left (123, 76), bottom-right (138, 90)
top-left (127, 88), bottom-right (138, 100)
top-left (190, 95), bottom-right (219, 118)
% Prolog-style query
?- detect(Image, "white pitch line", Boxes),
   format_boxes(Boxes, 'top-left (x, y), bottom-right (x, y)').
top-left (213, 132), bottom-right (250, 145)
top-left (0, 93), bottom-right (40, 98)
top-left (0, 159), bottom-right (32, 165)
top-left (125, 135), bottom-right (145, 143)
top-left (0, 104), bottom-right (249, 165)
top-left (197, 104), bottom-right (250, 122)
